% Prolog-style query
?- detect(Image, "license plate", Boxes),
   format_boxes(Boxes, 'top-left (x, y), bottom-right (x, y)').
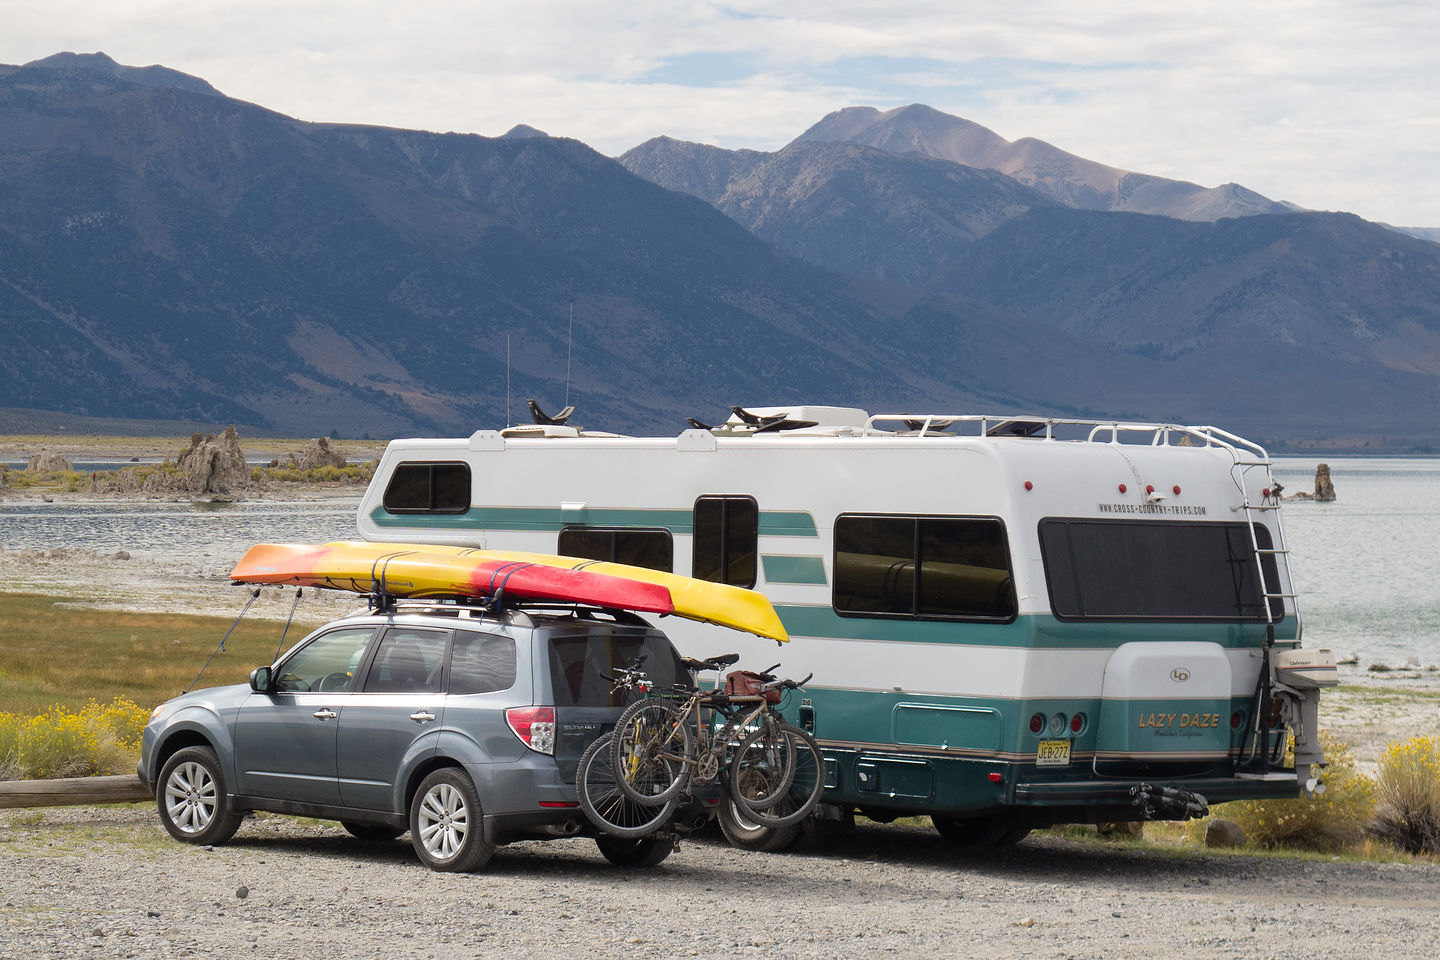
top-left (1036, 739), bottom-right (1072, 767)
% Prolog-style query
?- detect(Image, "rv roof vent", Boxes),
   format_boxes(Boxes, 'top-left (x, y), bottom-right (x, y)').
top-left (899, 417), bottom-right (956, 436)
top-left (698, 405), bottom-right (870, 434)
top-left (985, 419), bottom-right (1049, 438)
top-left (500, 424), bottom-right (581, 439)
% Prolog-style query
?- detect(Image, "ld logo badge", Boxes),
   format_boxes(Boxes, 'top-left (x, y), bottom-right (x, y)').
top-left (1171, 667), bottom-right (1191, 682)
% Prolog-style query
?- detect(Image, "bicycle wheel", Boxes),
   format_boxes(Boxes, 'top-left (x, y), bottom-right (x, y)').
top-left (728, 723), bottom-right (824, 828)
top-left (577, 732), bottom-right (676, 839)
top-left (611, 699), bottom-right (694, 806)
top-left (723, 713), bottom-right (796, 809)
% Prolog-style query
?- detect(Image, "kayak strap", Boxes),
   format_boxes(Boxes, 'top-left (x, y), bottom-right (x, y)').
top-left (184, 587), bottom-right (261, 694)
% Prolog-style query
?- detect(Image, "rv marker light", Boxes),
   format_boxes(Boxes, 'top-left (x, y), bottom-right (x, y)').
top-left (1231, 710), bottom-right (1245, 730)
top-left (988, 772), bottom-right (1003, 783)
top-left (1024, 480), bottom-right (1033, 491)
top-left (1145, 484), bottom-right (1155, 495)
top-left (1118, 483), bottom-right (1127, 493)
top-left (1173, 485), bottom-right (1182, 495)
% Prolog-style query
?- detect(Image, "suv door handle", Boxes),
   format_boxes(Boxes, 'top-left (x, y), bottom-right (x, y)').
top-left (410, 710), bottom-right (436, 723)
top-left (313, 708), bottom-right (337, 720)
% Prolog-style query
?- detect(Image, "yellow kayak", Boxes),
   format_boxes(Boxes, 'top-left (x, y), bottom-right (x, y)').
top-left (232, 541), bottom-right (789, 643)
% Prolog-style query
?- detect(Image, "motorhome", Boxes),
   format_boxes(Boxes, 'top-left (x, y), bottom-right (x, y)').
top-left (356, 405), bottom-right (1336, 848)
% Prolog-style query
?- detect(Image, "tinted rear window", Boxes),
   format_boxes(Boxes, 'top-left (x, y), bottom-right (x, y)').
top-left (1039, 519), bottom-right (1283, 621)
top-left (546, 629), bottom-right (688, 707)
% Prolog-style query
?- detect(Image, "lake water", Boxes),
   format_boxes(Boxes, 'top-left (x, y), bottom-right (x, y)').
top-left (2, 458), bottom-right (1437, 664)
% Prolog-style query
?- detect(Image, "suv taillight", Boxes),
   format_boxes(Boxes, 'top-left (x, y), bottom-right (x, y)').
top-left (506, 706), bottom-right (556, 755)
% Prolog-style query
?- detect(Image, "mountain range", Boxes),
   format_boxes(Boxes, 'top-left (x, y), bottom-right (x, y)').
top-left (2, 52), bottom-right (1438, 448)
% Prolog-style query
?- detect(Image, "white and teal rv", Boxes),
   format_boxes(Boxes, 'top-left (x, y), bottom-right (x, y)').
top-left (356, 406), bottom-right (1336, 846)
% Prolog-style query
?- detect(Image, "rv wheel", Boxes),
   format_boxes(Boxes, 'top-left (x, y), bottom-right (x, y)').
top-left (932, 814), bottom-right (1030, 846)
top-left (718, 793), bottom-right (802, 851)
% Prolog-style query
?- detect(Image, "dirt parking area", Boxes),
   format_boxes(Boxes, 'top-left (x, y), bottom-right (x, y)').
top-left (2, 805), bottom-right (1437, 960)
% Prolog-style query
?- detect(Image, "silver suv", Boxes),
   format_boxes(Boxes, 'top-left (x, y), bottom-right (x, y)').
top-left (139, 601), bottom-right (697, 871)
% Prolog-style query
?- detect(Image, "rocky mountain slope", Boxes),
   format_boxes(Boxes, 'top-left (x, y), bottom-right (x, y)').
top-left (795, 104), bottom-right (1291, 221)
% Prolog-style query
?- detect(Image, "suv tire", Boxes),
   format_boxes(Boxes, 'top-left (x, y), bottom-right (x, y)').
top-left (156, 745), bottom-right (244, 846)
top-left (409, 768), bottom-right (495, 872)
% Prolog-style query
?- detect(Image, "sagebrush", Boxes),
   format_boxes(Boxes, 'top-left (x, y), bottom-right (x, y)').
top-left (1210, 731), bottom-right (1374, 850)
top-left (0, 698), bottom-right (149, 780)
top-left (1371, 735), bottom-right (1440, 854)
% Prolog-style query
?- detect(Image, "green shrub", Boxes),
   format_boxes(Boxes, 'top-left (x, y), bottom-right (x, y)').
top-left (0, 698), bottom-right (149, 780)
top-left (1211, 731), bottom-right (1375, 850)
top-left (1371, 735), bottom-right (1440, 854)
top-left (256, 461), bottom-right (374, 484)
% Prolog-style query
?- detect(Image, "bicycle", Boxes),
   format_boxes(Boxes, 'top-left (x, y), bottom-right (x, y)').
top-left (610, 657), bottom-right (825, 828)
top-left (575, 657), bottom-right (680, 838)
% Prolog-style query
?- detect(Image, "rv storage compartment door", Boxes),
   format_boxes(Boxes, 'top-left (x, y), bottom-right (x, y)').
top-left (856, 757), bottom-right (934, 799)
top-left (892, 703), bottom-right (1001, 752)
top-left (1097, 642), bottom-right (1232, 759)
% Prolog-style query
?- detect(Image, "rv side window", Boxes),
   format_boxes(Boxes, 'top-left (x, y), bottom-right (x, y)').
top-left (557, 527), bottom-right (674, 572)
top-left (692, 496), bottom-right (758, 588)
top-left (1038, 519), bottom-right (1283, 621)
top-left (382, 461), bottom-right (470, 513)
top-left (833, 515), bottom-right (1017, 621)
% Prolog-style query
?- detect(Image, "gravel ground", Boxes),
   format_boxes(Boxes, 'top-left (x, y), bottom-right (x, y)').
top-left (2, 805), bottom-right (1438, 960)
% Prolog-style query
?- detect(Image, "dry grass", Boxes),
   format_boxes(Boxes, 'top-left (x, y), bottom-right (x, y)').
top-left (0, 591), bottom-right (326, 715)
top-left (0, 433), bottom-right (389, 460)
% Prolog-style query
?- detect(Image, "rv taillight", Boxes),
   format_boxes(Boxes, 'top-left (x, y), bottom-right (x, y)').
top-left (506, 706), bottom-right (556, 755)
top-left (1231, 710), bottom-right (1245, 730)
top-left (1028, 713), bottom-right (1045, 734)
top-left (1070, 713), bottom-right (1086, 733)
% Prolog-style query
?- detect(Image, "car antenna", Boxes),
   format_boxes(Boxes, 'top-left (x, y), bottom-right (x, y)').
top-left (565, 299), bottom-right (574, 410)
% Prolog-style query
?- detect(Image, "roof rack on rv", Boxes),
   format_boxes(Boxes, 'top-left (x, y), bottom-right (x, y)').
top-left (862, 413), bottom-right (1272, 458)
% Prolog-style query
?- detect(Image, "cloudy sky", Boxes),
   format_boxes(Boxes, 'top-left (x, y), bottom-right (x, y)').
top-left (5, 0), bottom-right (1438, 226)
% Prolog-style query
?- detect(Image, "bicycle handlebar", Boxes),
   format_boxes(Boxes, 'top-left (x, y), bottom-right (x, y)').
top-left (760, 672), bottom-right (813, 692)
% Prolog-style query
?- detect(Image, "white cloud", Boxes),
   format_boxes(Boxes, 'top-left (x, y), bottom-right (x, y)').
top-left (2, 0), bottom-right (1437, 224)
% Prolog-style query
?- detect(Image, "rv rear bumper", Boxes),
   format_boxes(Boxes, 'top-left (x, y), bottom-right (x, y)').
top-left (1015, 772), bottom-right (1299, 808)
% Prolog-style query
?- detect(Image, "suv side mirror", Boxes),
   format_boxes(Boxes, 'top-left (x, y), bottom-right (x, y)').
top-left (249, 666), bottom-right (274, 692)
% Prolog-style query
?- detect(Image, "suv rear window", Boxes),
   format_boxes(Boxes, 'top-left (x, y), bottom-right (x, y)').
top-left (546, 628), bottom-right (688, 707)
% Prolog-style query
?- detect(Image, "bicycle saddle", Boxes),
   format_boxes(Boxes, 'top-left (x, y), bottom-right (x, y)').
top-left (681, 652), bottom-right (741, 671)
